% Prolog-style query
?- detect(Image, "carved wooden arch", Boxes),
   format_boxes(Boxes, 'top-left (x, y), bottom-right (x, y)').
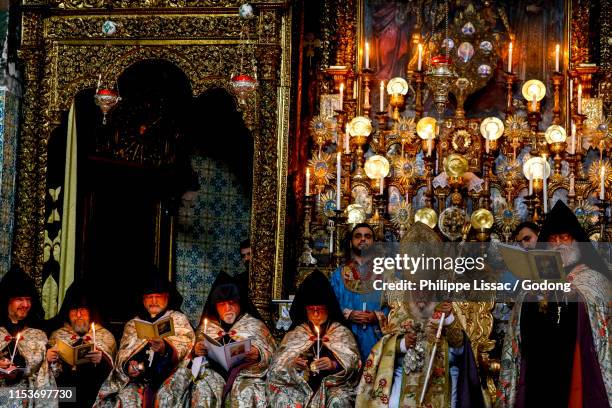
top-left (14, 3), bottom-right (290, 321)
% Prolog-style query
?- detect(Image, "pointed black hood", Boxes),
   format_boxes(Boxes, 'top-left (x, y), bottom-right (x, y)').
top-left (289, 269), bottom-right (345, 329)
top-left (202, 271), bottom-right (258, 323)
top-left (135, 266), bottom-right (183, 319)
top-left (0, 265), bottom-right (45, 328)
top-left (538, 201), bottom-right (610, 279)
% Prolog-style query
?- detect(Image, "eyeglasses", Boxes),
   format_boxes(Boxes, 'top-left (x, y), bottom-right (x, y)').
top-left (353, 232), bottom-right (373, 240)
top-left (305, 306), bottom-right (327, 313)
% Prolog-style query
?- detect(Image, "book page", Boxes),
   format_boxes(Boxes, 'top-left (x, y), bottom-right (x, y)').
top-left (134, 319), bottom-right (157, 340)
top-left (224, 339), bottom-right (251, 369)
top-left (204, 337), bottom-right (230, 371)
top-left (498, 244), bottom-right (537, 280)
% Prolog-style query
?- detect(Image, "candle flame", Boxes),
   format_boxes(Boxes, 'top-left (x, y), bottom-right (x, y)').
top-left (16, 332), bottom-right (20, 341)
top-left (315, 326), bottom-right (320, 335)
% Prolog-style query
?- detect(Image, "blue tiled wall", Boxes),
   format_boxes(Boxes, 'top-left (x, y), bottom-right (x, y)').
top-left (175, 155), bottom-right (251, 326)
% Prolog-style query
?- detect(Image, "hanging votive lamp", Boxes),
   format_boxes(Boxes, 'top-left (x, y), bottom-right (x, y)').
top-left (230, 73), bottom-right (258, 105)
top-left (94, 88), bottom-right (121, 125)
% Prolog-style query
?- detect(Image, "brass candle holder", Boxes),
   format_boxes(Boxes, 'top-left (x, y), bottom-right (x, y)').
top-left (414, 70), bottom-right (425, 119)
top-left (504, 72), bottom-right (517, 115)
top-left (551, 72), bottom-right (564, 125)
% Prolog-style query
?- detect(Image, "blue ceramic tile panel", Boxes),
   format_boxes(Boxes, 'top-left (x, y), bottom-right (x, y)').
top-left (175, 155), bottom-right (251, 326)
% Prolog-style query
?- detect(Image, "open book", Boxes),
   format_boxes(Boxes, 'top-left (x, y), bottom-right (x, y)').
top-left (498, 243), bottom-right (566, 281)
top-left (134, 315), bottom-right (175, 340)
top-left (203, 334), bottom-right (251, 371)
top-left (57, 340), bottom-right (94, 366)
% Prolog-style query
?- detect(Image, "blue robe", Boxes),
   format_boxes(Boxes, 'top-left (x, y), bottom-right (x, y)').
top-left (330, 262), bottom-right (388, 361)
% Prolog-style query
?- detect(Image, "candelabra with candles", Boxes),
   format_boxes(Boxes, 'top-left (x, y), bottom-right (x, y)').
top-left (298, 4), bottom-right (610, 270)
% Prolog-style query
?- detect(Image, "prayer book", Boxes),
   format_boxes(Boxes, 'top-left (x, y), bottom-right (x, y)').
top-left (56, 340), bottom-right (94, 366)
top-left (203, 334), bottom-right (251, 371)
top-left (498, 244), bottom-right (566, 281)
top-left (134, 316), bottom-right (175, 340)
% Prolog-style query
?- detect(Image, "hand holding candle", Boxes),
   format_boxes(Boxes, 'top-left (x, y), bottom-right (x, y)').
top-left (314, 326), bottom-right (321, 360)
top-left (92, 322), bottom-right (97, 351)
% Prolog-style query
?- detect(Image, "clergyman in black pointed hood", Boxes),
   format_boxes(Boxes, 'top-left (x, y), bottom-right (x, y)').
top-left (188, 271), bottom-right (275, 405)
top-left (499, 200), bottom-right (611, 407)
top-left (267, 270), bottom-right (360, 407)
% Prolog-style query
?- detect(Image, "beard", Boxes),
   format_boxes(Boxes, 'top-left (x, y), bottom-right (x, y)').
top-left (557, 244), bottom-right (581, 267)
top-left (73, 321), bottom-right (89, 335)
top-left (222, 312), bottom-right (237, 325)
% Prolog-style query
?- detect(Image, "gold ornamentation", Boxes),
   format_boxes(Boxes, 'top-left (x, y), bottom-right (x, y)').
top-left (393, 157), bottom-right (418, 185)
top-left (386, 77), bottom-right (409, 95)
top-left (318, 190), bottom-right (338, 218)
top-left (450, 129), bottom-right (473, 152)
top-left (470, 208), bottom-right (494, 230)
top-left (346, 203), bottom-right (367, 225)
top-left (443, 154), bottom-right (469, 178)
top-left (309, 152), bottom-right (334, 185)
top-left (309, 116), bottom-right (332, 147)
top-left (347, 116), bottom-right (373, 137)
top-left (588, 160), bottom-right (612, 191)
top-left (15, 1), bottom-right (290, 321)
top-left (494, 205), bottom-right (520, 239)
top-left (414, 207), bottom-right (438, 229)
top-left (390, 201), bottom-right (412, 230)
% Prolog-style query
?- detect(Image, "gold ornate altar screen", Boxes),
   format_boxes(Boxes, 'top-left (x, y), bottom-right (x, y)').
top-left (13, 0), bottom-right (291, 320)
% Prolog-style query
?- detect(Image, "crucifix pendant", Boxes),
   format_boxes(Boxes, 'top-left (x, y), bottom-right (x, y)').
top-left (146, 348), bottom-right (155, 367)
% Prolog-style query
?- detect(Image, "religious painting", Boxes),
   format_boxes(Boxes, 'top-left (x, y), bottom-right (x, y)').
top-left (319, 94), bottom-right (342, 119)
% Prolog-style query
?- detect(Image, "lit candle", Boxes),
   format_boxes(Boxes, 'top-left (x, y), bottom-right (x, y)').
top-left (380, 176), bottom-right (384, 195)
top-left (315, 326), bottom-right (321, 360)
top-left (542, 157), bottom-right (548, 214)
top-left (204, 318), bottom-right (208, 334)
top-left (305, 168), bottom-right (310, 196)
top-left (570, 122), bottom-right (576, 154)
top-left (528, 174), bottom-right (533, 196)
top-left (365, 41), bottom-right (370, 69)
top-left (600, 167), bottom-right (606, 200)
top-left (344, 126), bottom-right (350, 154)
top-left (555, 44), bottom-right (560, 72)
top-left (379, 81), bottom-right (384, 112)
top-left (91, 322), bottom-right (97, 351)
top-left (336, 152), bottom-right (341, 210)
top-left (485, 131), bottom-right (491, 154)
top-left (569, 174), bottom-right (575, 195)
top-left (508, 42), bottom-right (513, 73)
top-left (417, 43), bottom-right (423, 71)
top-left (532, 94), bottom-right (537, 111)
top-left (10, 333), bottom-right (21, 365)
top-left (577, 84), bottom-right (582, 114)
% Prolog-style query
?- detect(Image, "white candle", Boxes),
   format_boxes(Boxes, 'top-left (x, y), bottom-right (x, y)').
top-left (379, 81), bottom-right (384, 112)
top-left (577, 84), bottom-right (582, 114)
top-left (204, 318), bottom-right (208, 334)
top-left (532, 94), bottom-right (537, 111)
top-left (600, 167), bottom-right (606, 200)
top-left (339, 83), bottom-right (344, 108)
top-left (435, 313), bottom-right (446, 338)
top-left (427, 135), bottom-right (433, 157)
top-left (555, 44), bottom-right (560, 72)
top-left (379, 176), bottom-right (384, 195)
top-left (365, 41), bottom-right (370, 69)
top-left (569, 79), bottom-right (573, 101)
top-left (305, 168), bottom-right (310, 196)
top-left (543, 162), bottom-right (548, 213)
top-left (362, 302), bottom-right (367, 312)
top-left (315, 326), bottom-right (321, 359)
top-left (329, 230), bottom-right (333, 254)
top-left (485, 131), bottom-right (491, 154)
top-left (529, 174), bottom-right (533, 196)
top-left (417, 43), bottom-right (423, 71)
top-left (570, 123), bottom-right (576, 154)
top-left (10, 333), bottom-right (21, 365)
top-left (336, 153), bottom-right (341, 210)
top-left (508, 42), bottom-right (513, 73)
top-left (569, 174), bottom-right (575, 195)
top-left (92, 323), bottom-right (97, 351)
top-left (344, 126), bottom-right (350, 154)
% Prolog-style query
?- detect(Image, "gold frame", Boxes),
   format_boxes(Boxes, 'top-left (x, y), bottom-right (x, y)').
top-left (14, 1), bottom-right (290, 320)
